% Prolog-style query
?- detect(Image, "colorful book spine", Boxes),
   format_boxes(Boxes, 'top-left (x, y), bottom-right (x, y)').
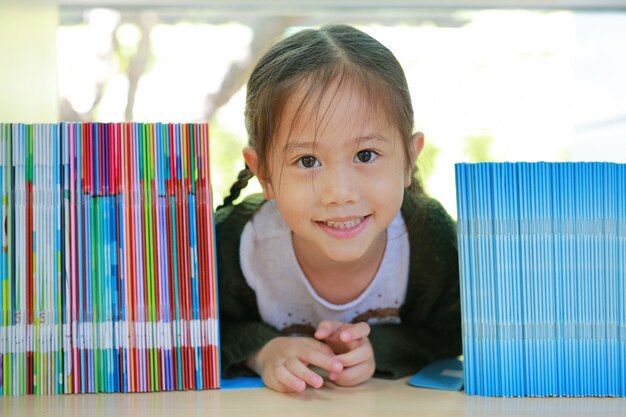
top-left (0, 123), bottom-right (219, 396)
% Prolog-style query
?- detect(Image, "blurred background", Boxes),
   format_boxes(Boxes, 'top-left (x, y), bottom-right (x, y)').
top-left (1, 0), bottom-right (626, 217)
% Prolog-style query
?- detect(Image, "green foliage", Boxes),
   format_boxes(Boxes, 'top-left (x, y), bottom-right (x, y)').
top-left (114, 23), bottom-right (140, 72)
top-left (418, 140), bottom-right (440, 185)
top-left (464, 134), bottom-right (495, 162)
top-left (208, 122), bottom-right (247, 208)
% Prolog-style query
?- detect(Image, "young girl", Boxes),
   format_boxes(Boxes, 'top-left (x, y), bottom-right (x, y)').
top-left (216, 24), bottom-right (461, 393)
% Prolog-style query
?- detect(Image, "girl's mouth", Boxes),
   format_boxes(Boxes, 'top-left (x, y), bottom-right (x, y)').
top-left (323, 216), bottom-right (366, 229)
top-left (316, 215), bottom-right (371, 238)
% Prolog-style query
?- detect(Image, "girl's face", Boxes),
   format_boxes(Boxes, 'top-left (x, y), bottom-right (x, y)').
top-left (246, 81), bottom-right (421, 268)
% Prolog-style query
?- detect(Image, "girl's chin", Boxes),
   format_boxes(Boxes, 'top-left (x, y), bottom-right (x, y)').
top-left (317, 243), bottom-right (376, 264)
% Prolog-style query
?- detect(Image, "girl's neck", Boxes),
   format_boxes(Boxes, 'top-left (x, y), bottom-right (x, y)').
top-left (292, 232), bottom-right (387, 305)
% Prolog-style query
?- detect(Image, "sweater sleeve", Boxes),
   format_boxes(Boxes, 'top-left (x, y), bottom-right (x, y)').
top-left (369, 193), bottom-right (462, 379)
top-left (215, 195), bottom-right (283, 378)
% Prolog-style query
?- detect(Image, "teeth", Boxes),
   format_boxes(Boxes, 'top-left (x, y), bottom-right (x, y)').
top-left (324, 217), bottom-right (363, 229)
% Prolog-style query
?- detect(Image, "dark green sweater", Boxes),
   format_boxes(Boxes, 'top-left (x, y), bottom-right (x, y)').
top-left (216, 191), bottom-right (462, 379)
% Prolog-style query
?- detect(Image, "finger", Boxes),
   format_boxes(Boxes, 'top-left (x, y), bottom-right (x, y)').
top-left (302, 336), bottom-right (337, 356)
top-left (315, 340), bottom-right (336, 358)
top-left (274, 364), bottom-right (307, 392)
top-left (285, 357), bottom-right (324, 389)
top-left (313, 341), bottom-right (337, 358)
top-left (333, 361), bottom-right (375, 387)
top-left (336, 342), bottom-right (373, 368)
top-left (314, 320), bottom-right (342, 340)
top-left (299, 346), bottom-right (343, 374)
top-left (272, 379), bottom-right (301, 394)
top-left (339, 322), bottom-right (370, 342)
top-left (314, 327), bottom-right (331, 340)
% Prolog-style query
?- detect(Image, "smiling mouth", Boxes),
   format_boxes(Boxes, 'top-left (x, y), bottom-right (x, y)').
top-left (320, 215), bottom-right (369, 229)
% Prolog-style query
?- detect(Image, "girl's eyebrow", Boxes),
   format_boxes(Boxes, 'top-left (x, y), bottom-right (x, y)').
top-left (286, 141), bottom-right (316, 151)
top-left (355, 134), bottom-right (390, 144)
top-left (285, 134), bottom-right (390, 152)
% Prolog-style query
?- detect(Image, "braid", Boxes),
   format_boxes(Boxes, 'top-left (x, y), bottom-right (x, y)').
top-left (219, 166), bottom-right (254, 208)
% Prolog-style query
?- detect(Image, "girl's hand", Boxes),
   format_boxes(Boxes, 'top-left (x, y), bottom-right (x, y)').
top-left (246, 336), bottom-right (344, 393)
top-left (314, 320), bottom-right (376, 387)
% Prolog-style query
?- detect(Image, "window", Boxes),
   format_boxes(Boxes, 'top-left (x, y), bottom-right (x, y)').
top-left (57, 4), bottom-right (626, 215)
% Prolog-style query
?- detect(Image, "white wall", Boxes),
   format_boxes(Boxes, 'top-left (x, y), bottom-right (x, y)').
top-left (0, 0), bottom-right (59, 122)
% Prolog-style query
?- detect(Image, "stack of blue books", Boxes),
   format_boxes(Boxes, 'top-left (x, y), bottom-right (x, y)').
top-left (456, 162), bottom-right (625, 397)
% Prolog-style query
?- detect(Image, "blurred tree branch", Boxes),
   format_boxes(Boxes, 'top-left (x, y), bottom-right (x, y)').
top-left (60, 14), bottom-right (301, 124)
top-left (60, 18), bottom-right (121, 122)
top-left (125, 11), bottom-right (158, 121)
top-left (201, 16), bottom-right (300, 121)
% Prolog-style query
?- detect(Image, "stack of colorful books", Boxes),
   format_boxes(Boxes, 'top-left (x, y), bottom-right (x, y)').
top-left (0, 123), bottom-right (219, 395)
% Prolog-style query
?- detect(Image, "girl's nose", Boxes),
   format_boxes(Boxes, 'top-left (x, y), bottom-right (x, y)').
top-left (319, 165), bottom-right (358, 206)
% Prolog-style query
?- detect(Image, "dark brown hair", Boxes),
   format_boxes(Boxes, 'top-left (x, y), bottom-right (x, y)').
top-left (221, 24), bottom-right (423, 207)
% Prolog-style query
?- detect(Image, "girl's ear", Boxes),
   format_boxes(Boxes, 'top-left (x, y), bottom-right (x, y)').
top-left (242, 147), bottom-right (275, 200)
top-left (406, 132), bottom-right (425, 188)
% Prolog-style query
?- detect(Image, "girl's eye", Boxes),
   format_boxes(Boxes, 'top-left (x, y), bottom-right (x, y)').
top-left (298, 155), bottom-right (320, 168)
top-left (355, 150), bottom-right (377, 163)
